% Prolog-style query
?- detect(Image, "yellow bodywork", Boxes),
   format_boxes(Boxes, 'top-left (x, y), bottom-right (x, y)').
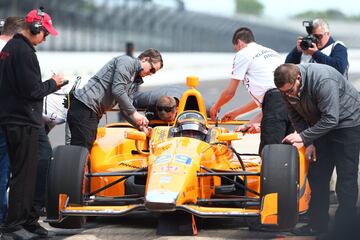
top-left (55, 76), bottom-right (310, 229)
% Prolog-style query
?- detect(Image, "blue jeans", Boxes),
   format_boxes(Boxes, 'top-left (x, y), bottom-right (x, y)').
top-left (0, 128), bottom-right (10, 223)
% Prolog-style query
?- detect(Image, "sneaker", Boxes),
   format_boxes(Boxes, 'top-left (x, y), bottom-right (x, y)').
top-left (292, 224), bottom-right (325, 236)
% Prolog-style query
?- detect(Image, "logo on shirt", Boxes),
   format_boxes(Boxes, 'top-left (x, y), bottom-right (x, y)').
top-left (253, 49), bottom-right (279, 60)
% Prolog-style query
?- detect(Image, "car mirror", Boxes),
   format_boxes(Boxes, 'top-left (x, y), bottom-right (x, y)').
top-left (125, 131), bottom-right (147, 141)
top-left (216, 132), bottom-right (242, 142)
top-left (125, 131), bottom-right (149, 155)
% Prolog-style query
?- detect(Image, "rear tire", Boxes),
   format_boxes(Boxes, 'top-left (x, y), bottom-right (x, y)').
top-left (46, 145), bottom-right (89, 229)
top-left (260, 144), bottom-right (299, 230)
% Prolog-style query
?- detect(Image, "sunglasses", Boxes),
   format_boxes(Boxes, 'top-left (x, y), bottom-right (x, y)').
top-left (280, 80), bottom-right (296, 95)
top-left (148, 60), bottom-right (156, 74)
top-left (313, 33), bottom-right (327, 41)
top-left (156, 105), bottom-right (176, 112)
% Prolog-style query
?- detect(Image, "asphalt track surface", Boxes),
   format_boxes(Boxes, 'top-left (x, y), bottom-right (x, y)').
top-left (46, 78), bottom-right (360, 239)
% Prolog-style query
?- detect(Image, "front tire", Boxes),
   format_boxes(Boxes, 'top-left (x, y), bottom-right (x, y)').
top-left (260, 144), bottom-right (299, 230)
top-left (46, 145), bottom-right (89, 229)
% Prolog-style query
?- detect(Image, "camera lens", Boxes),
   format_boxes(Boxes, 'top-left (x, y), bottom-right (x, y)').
top-left (300, 35), bottom-right (317, 50)
top-left (300, 39), bottom-right (312, 50)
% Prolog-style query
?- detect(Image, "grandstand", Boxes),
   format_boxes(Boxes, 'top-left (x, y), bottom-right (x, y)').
top-left (0, 0), bottom-right (296, 52)
top-left (1, 0), bottom-right (358, 52)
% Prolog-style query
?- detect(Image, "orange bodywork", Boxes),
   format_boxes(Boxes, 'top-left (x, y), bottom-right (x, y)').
top-left (56, 76), bottom-right (310, 228)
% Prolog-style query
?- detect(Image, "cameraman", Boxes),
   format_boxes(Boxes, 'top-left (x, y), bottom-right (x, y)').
top-left (285, 18), bottom-right (349, 76)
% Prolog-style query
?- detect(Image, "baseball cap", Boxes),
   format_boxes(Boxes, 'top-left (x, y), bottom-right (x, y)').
top-left (25, 9), bottom-right (58, 36)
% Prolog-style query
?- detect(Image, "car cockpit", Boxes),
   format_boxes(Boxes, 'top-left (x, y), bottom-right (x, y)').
top-left (172, 111), bottom-right (208, 141)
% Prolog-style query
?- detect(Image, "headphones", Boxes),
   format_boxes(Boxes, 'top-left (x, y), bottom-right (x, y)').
top-left (29, 6), bottom-right (45, 35)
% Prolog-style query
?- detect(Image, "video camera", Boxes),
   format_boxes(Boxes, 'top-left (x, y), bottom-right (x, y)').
top-left (300, 20), bottom-right (318, 50)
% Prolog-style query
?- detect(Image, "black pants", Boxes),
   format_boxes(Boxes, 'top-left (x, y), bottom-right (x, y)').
top-left (67, 95), bottom-right (99, 151)
top-left (29, 127), bottom-right (52, 222)
top-left (1, 125), bottom-right (39, 231)
top-left (310, 125), bottom-right (360, 236)
top-left (260, 88), bottom-right (294, 154)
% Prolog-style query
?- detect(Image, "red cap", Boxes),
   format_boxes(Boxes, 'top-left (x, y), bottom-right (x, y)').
top-left (25, 9), bottom-right (58, 36)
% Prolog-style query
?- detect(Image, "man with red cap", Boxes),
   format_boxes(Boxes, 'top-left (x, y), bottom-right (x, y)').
top-left (0, 8), bottom-right (65, 240)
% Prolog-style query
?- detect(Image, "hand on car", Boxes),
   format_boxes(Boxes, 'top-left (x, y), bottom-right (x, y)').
top-left (209, 105), bottom-right (219, 121)
top-left (235, 123), bottom-right (260, 134)
top-left (141, 126), bottom-right (152, 137)
top-left (132, 111), bottom-right (149, 127)
top-left (282, 132), bottom-right (304, 149)
top-left (221, 111), bottom-right (237, 121)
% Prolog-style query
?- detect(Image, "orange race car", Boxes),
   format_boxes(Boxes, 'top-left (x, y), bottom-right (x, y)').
top-left (45, 76), bottom-right (310, 235)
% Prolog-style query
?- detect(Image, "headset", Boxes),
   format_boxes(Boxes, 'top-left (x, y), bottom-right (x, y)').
top-left (29, 6), bottom-right (45, 35)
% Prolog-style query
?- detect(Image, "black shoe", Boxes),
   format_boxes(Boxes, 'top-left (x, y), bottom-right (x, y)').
top-left (1, 227), bottom-right (38, 240)
top-left (292, 224), bottom-right (325, 236)
top-left (23, 224), bottom-right (54, 238)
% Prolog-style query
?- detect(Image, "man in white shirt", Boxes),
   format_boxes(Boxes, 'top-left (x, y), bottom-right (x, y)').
top-left (210, 27), bottom-right (293, 154)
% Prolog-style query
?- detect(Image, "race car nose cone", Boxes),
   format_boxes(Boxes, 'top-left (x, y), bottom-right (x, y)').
top-left (145, 190), bottom-right (178, 211)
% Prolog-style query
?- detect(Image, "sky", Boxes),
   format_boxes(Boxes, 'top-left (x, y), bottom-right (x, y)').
top-left (174, 0), bottom-right (360, 19)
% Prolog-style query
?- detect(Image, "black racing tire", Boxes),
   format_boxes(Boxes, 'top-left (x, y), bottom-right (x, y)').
top-left (260, 144), bottom-right (299, 230)
top-left (46, 145), bottom-right (90, 229)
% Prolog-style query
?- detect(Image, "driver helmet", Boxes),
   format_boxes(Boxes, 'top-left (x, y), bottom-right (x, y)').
top-left (175, 111), bottom-right (208, 140)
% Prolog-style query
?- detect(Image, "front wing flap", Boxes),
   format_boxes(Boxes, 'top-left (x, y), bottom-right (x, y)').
top-left (53, 193), bottom-right (278, 225)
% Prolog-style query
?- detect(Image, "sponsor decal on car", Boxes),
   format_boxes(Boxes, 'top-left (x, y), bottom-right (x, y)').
top-left (160, 165), bottom-right (179, 172)
top-left (154, 154), bottom-right (171, 164)
top-left (153, 165), bottom-right (184, 175)
top-left (175, 154), bottom-right (192, 165)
